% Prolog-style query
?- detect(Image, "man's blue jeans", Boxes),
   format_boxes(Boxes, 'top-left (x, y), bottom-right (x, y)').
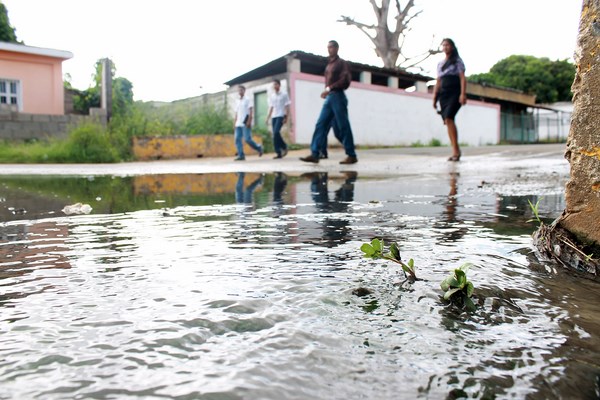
top-left (310, 91), bottom-right (356, 158)
top-left (271, 116), bottom-right (288, 156)
top-left (235, 126), bottom-right (261, 158)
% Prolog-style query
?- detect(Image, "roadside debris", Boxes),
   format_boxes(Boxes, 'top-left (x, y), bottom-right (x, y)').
top-left (62, 203), bottom-right (93, 215)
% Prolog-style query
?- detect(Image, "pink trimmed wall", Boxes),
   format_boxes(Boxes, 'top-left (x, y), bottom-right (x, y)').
top-left (288, 71), bottom-right (501, 147)
top-left (0, 50), bottom-right (66, 115)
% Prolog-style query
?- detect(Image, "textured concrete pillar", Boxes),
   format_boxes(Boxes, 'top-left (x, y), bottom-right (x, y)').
top-left (414, 81), bottom-right (428, 93)
top-left (559, 0), bottom-right (600, 245)
top-left (286, 57), bottom-right (301, 73)
top-left (360, 71), bottom-right (371, 84)
top-left (101, 58), bottom-right (112, 120)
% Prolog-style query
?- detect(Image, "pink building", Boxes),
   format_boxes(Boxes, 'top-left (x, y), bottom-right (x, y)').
top-left (0, 42), bottom-right (73, 115)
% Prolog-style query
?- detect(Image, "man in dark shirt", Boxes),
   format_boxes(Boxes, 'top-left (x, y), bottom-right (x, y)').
top-left (300, 40), bottom-right (358, 164)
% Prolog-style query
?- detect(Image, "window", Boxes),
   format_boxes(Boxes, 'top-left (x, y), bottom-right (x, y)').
top-left (0, 79), bottom-right (20, 109)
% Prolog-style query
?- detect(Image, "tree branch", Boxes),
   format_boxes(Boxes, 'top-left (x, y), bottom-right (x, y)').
top-left (369, 0), bottom-right (381, 17)
top-left (401, 48), bottom-right (442, 70)
top-left (338, 16), bottom-right (376, 41)
top-left (394, 0), bottom-right (415, 33)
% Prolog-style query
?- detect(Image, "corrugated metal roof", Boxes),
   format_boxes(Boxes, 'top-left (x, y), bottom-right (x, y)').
top-left (224, 50), bottom-right (433, 87)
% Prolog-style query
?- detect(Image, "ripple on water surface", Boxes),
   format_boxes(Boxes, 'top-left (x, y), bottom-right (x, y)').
top-left (0, 172), bottom-right (599, 399)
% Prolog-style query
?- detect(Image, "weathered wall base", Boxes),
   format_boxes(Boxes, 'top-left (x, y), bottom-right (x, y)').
top-left (534, 218), bottom-right (599, 278)
top-left (132, 134), bottom-right (262, 160)
top-left (555, 0), bottom-right (600, 245)
top-left (0, 108), bottom-right (107, 141)
top-left (535, 0), bottom-right (600, 276)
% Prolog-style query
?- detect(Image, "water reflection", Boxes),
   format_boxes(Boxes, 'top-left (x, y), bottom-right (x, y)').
top-left (0, 221), bottom-right (71, 315)
top-left (303, 171), bottom-right (357, 247)
top-left (2, 170), bottom-right (599, 399)
top-left (435, 171), bottom-right (469, 244)
top-left (235, 172), bottom-right (264, 204)
top-left (272, 172), bottom-right (288, 205)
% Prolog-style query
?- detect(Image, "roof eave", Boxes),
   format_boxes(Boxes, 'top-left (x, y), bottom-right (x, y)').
top-left (0, 41), bottom-right (73, 60)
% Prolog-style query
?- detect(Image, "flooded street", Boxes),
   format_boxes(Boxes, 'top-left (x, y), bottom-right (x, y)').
top-left (1, 145), bottom-right (599, 399)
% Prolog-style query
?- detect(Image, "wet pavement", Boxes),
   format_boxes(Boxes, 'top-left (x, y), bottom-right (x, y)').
top-left (0, 143), bottom-right (568, 177)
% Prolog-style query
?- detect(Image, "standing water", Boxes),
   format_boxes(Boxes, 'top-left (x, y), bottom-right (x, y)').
top-left (0, 162), bottom-right (599, 399)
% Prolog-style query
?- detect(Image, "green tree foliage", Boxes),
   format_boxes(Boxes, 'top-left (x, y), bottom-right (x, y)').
top-left (70, 59), bottom-right (134, 116)
top-left (0, 2), bottom-right (19, 43)
top-left (469, 55), bottom-right (575, 103)
top-left (113, 77), bottom-right (134, 115)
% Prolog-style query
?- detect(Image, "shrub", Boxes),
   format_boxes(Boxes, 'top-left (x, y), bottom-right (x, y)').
top-left (428, 138), bottom-right (442, 147)
top-left (57, 123), bottom-right (119, 163)
top-left (184, 105), bottom-right (233, 135)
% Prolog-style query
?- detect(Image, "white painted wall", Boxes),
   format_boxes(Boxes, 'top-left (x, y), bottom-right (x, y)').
top-left (290, 72), bottom-right (500, 147)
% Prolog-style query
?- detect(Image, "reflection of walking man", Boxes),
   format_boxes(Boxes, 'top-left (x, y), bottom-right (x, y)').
top-left (272, 172), bottom-right (287, 204)
top-left (265, 79), bottom-right (290, 159)
top-left (300, 40), bottom-right (358, 164)
top-left (304, 171), bottom-right (358, 246)
top-left (235, 172), bottom-right (264, 204)
top-left (233, 85), bottom-right (263, 161)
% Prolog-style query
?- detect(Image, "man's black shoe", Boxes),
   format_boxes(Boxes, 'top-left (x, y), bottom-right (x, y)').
top-left (339, 156), bottom-right (358, 164)
top-left (300, 155), bottom-right (319, 163)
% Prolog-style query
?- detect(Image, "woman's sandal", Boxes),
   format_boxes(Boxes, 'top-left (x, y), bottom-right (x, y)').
top-left (447, 154), bottom-right (461, 162)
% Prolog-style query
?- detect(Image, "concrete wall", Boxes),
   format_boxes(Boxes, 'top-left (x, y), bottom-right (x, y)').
top-left (289, 72), bottom-right (500, 147)
top-left (132, 134), bottom-right (262, 160)
top-left (0, 50), bottom-right (66, 115)
top-left (0, 108), bottom-right (106, 140)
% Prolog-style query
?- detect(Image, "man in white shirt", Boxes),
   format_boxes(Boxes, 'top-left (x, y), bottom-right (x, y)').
top-left (233, 85), bottom-right (263, 161)
top-left (265, 79), bottom-right (291, 159)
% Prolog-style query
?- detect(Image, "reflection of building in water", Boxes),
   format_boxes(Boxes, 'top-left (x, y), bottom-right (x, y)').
top-left (134, 173), bottom-right (264, 196)
top-left (0, 221), bottom-right (71, 304)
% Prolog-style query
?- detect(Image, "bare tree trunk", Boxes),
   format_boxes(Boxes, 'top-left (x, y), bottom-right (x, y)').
top-left (338, 0), bottom-right (438, 70)
top-left (533, 0), bottom-right (600, 277)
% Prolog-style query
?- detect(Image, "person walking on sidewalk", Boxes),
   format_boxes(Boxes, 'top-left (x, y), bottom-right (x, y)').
top-left (432, 38), bottom-right (466, 162)
top-left (265, 79), bottom-right (290, 159)
top-left (233, 85), bottom-right (263, 161)
top-left (300, 40), bottom-right (357, 164)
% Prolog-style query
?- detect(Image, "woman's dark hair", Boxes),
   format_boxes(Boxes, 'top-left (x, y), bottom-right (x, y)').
top-left (441, 38), bottom-right (460, 71)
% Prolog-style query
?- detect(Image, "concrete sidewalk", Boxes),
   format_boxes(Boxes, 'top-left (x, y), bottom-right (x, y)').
top-left (0, 143), bottom-right (568, 177)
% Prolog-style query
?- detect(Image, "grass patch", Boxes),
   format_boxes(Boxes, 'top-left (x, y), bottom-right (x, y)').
top-left (411, 138), bottom-right (444, 147)
top-left (0, 123), bottom-right (120, 163)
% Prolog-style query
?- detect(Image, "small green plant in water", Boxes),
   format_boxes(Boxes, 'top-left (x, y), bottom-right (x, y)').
top-left (440, 263), bottom-right (476, 312)
top-left (360, 238), bottom-right (417, 281)
top-left (527, 198), bottom-right (542, 224)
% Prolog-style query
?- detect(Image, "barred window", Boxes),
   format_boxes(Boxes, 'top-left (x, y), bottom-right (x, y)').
top-left (0, 79), bottom-right (20, 108)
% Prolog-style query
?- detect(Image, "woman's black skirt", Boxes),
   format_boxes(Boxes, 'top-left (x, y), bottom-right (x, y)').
top-left (438, 75), bottom-right (462, 121)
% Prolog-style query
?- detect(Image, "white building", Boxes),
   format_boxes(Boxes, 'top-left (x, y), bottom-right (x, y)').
top-left (224, 51), bottom-right (500, 148)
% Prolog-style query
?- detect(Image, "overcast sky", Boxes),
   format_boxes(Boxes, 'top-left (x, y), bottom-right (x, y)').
top-left (3, 0), bottom-right (582, 102)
